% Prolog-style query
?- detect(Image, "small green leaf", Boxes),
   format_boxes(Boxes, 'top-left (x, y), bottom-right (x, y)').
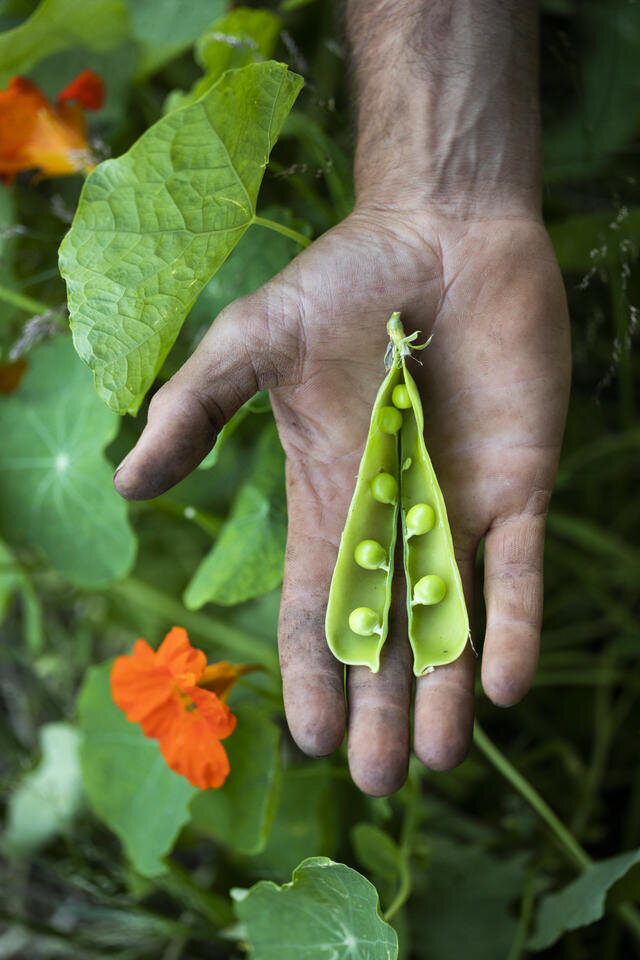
top-left (0, 338), bottom-right (136, 587)
top-left (190, 703), bottom-right (281, 854)
top-left (167, 7), bottom-right (282, 112)
top-left (59, 61), bottom-right (304, 414)
top-left (77, 662), bottom-right (197, 877)
top-left (351, 823), bottom-right (402, 881)
top-left (184, 420), bottom-right (286, 608)
top-left (0, 0), bottom-right (128, 85)
top-left (234, 856), bottom-right (399, 960)
top-left (240, 765), bottom-right (336, 882)
top-left (5, 723), bottom-right (84, 857)
top-left (528, 848), bottom-right (640, 951)
top-left (0, 537), bottom-right (20, 620)
top-left (126, 0), bottom-right (226, 78)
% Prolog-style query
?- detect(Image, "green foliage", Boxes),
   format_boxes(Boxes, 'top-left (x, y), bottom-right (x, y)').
top-left (351, 823), bottom-right (402, 882)
top-left (0, 338), bottom-right (136, 586)
top-left (529, 849), bottom-right (640, 950)
top-left (167, 7), bottom-right (282, 111)
top-left (408, 837), bottom-right (529, 960)
top-left (234, 857), bottom-right (399, 960)
top-left (0, 0), bottom-right (128, 85)
top-left (5, 723), bottom-right (84, 856)
top-left (184, 420), bottom-right (287, 608)
top-left (59, 61), bottom-right (303, 415)
top-left (127, 0), bottom-right (226, 79)
top-left (0, 537), bottom-right (20, 619)
top-left (77, 661), bottom-right (197, 877)
top-left (190, 703), bottom-right (281, 854)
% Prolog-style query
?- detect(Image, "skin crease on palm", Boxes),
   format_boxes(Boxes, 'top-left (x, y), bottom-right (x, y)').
top-left (114, 207), bottom-right (571, 797)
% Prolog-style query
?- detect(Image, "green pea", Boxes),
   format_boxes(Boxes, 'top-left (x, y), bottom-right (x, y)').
top-left (412, 574), bottom-right (447, 605)
top-left (355, 539), bottom-right (388, 571)
top-left (349, 607), bottom-right (382, 636)
top-left (392, 384), bottom-right (412, 409)
top-left (378, 405), bottom-right (402, 434)
top-left (370, 472), bottom-right (398, 504)
top-left (406, 503), bottom-right (435, 537)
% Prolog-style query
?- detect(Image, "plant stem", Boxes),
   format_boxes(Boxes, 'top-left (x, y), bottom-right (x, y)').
top-left (475, 723), bottom-right (640, 948)
top-left (473, 723), bottom-right (591, 870)
top-left (253, 215), bottom-right (312, 248)
top-left (384, 770), bottom-right (420, 922)
top-left (0, 282), bottom-right (58, 316)
top-left (506, 870), bottom-right (536, 960)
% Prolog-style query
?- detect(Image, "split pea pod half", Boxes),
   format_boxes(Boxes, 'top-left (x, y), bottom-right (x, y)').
top-left (324, 356), bottom-right (403, 671)
top-left (325, 312), bottom-right (469, 676)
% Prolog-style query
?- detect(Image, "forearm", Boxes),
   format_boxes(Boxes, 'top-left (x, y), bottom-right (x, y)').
top-left (347, 0), bottom-right (541, 218)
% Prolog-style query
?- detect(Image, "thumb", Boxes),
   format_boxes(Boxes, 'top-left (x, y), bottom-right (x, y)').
top-left (113, 287), bottom-right (300, 500)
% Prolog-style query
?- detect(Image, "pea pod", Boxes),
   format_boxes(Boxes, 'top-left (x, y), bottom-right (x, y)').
top-left (324, 358), bottom-right (403, 671)
top-left (325, 312), bottom-right (469, 675)
top-left (400, 360), bottom-right (469, 675)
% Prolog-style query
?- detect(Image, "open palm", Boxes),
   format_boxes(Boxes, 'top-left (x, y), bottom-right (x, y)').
top-left (115, 206), bottom-right (571, 796)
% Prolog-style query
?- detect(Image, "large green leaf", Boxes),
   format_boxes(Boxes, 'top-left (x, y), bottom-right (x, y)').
top-left (234, 857), bottom-right (399, 960)
top-left (167, 7), bottom-right (282, 111)
top-left (77, 662), bottom-right (197, 877)
top-left (190, 703), bottom-right (281, 854)
top-left (0, 338), bottom-right (136, 587)
top-left (184, 419), bottom-right (286, 609)
top-left (59, 61), bottom-right (304, 414)
top-left (126, 0), bottom-right (226, 78)
top-left (0, 0), bottom-right (128, 85)
top-left (528, 848), bottom-right (640, 951)
top-left (409, 837), bottom-right (528, 960)
top-left (5, 723), bottom-right (84, 856)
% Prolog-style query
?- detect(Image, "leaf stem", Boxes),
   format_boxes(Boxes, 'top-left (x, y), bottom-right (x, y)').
top-left (473, 722), bottom-right (591, 870)
top-left (384, 769), bottom-right (420, 922)
top-left (0, 282), bottom-right (59, 316)
top-left (252, 215), bottom-right (312, 248)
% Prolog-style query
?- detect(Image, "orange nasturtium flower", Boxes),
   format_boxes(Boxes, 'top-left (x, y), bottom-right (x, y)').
top-left (111, 627), bottom-right (258, 790)
top-left (0, 69), bottom-right (104, 184)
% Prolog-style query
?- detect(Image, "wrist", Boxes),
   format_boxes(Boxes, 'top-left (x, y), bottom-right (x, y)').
top-left (348, 0), bottom-right (542, 221)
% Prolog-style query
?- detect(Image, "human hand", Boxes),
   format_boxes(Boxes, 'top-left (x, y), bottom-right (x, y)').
top-left (114, 204), bottom-right (570, 795)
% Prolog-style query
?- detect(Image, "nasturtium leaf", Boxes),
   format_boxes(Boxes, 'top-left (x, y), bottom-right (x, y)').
top-left (0, 0), bottom-right (128, 85)
top-left (5, 723), bottom-right (84, 856)
top-left (234, 857), bottom-right (399, 960)
top-left (351, 823), bottom-right (402, 882)
top-left (126, 0), bottom-right (226, 78)
top-left (190, 703), bottom-right (281, 855)
top-left (77, 662), bottom-right (197, 877)
top-left (59, 61), bottom-right (304, 415)
top-left (0, 338), bottom-right (136, 587)
top-left (528, 848), bottom-right (640, 951)
top-left (184, 419), bottom-right (286, 609)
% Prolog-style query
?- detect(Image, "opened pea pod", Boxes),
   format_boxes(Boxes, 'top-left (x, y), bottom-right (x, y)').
top-left (325, 312), bottom-right (469, 676)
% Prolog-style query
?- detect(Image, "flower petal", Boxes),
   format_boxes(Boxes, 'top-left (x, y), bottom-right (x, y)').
top-left (156, 626), bottom-right (207, 681)
top-left (158, 709), bottom-right (234, 790)
top-left (111, 639), bottom-right (174, 726)
top-left (57, 70), bottom-right (104, 110)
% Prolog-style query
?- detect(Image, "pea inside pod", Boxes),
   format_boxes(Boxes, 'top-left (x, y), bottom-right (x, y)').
top-left (325, 312), bottom-right (469, 676)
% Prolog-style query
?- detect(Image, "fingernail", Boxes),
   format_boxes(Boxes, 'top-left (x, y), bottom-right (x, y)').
top-left (113, 451), bottom-right (131, 479)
